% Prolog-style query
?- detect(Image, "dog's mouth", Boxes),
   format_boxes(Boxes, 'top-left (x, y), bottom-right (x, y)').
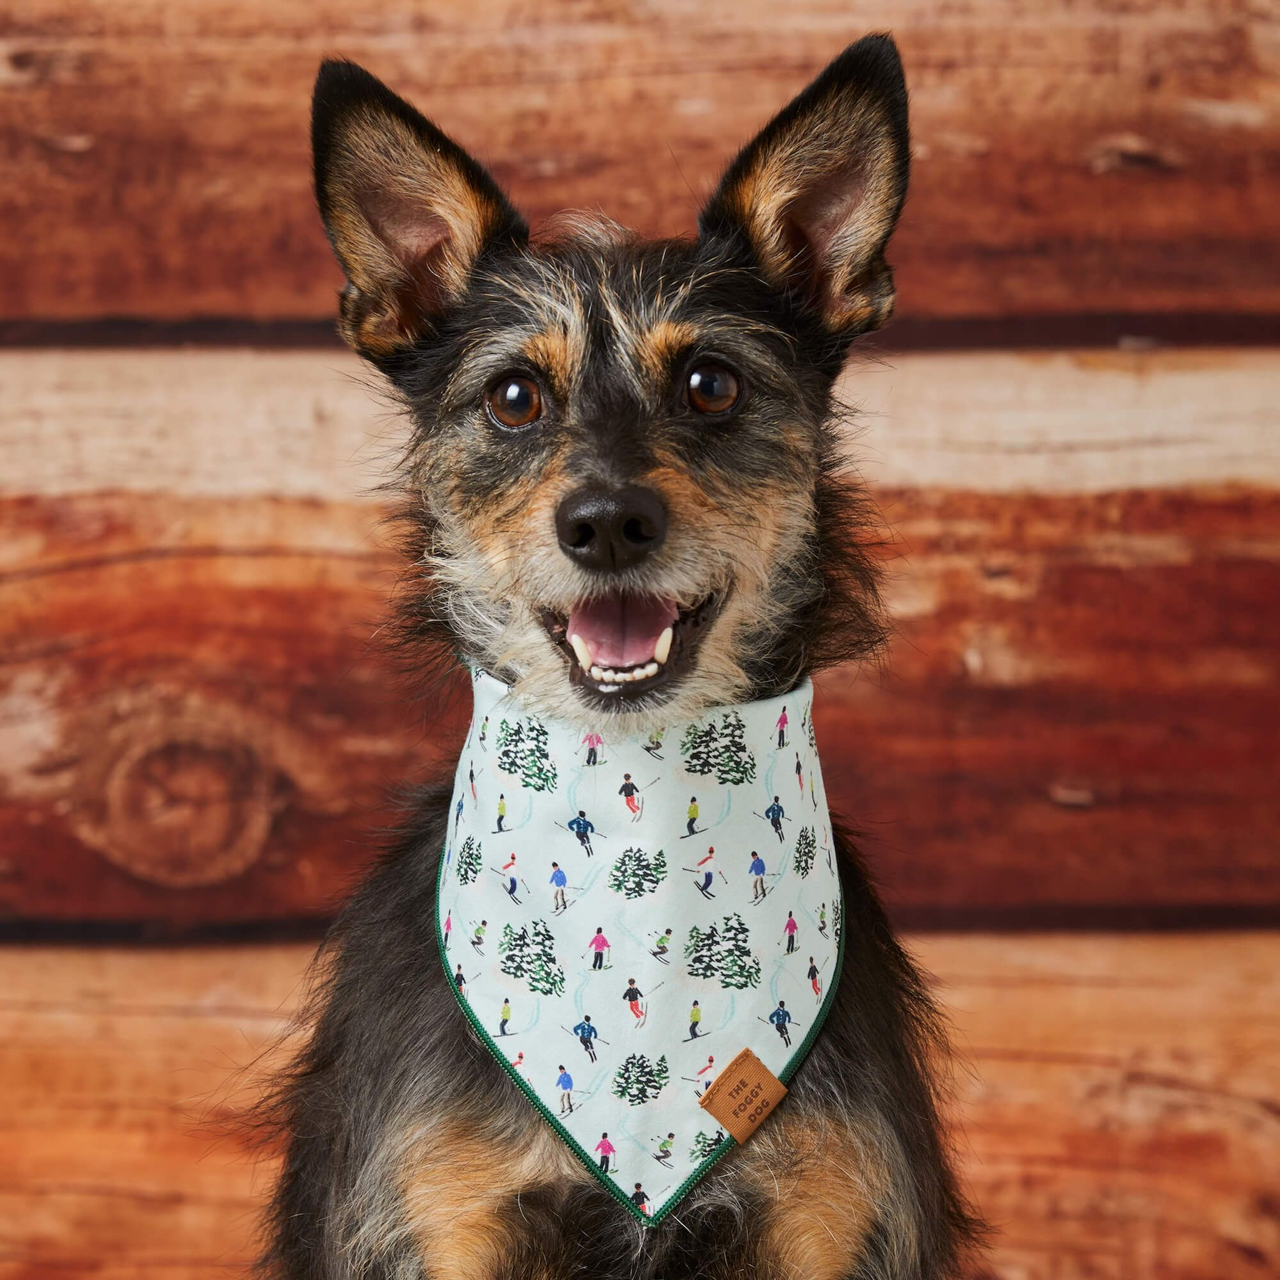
top-left (541, 592), bottom-right (722, 703)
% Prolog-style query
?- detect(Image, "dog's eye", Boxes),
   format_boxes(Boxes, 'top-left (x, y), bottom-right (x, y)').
top-left (686, 363), bottom-right (741, 416)
top-left (486, 376), bottom-right (543, 429)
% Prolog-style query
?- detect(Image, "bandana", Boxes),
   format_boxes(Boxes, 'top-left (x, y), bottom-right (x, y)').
top-left (437, 670), bottom-right (843, 1225)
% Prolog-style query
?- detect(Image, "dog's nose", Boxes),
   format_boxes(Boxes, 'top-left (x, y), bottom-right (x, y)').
top-left (555, 484), bottom-right (667, 571)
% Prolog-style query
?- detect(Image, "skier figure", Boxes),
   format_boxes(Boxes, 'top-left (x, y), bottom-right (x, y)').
top-left (769, 999), bottom-right (793, 1048)
top-left (695, 1055), bottom-right (715, 1094)
top-left (478, 715), bottom-right (488, 750)
top-left (453, 964), bottom-right (466, 996)
top-left (496, 792), bottom-right (507, 832)
top-left (619, 773), bottom-right (641, 817)
top-left (694, 846), bottom-right (722, 898)
top-left (749, 851), bottom-right (767, 900)
top-left (501, 852), bottom-right (518, 900)
top-left (644, 727), bottom-right (665, 758)
top-left (443, 910), bottom-right (451, 950)
top-left (782, 910), bottom-right (798, 953)
top-left (631, 1184), bottom-right (650, 1215)
top-left (810, 771), bottom-right (817, 809)
top-left (776, 705), bottom-right (789, 749)
top-left (574, 1015), bottom-right (599, 1062)
top-left (581, 729), bottom-right (603, 766)
top-left (818, 902), bottom-right (829, 938)
top-left (556, 1065), bottom-right (574, 1114)
top-left (567, 809), bottom-right (595, 856)
top-left (651, 927), bottom-right (673, 961)
top-left (585, 927), bottom-right (611, 970)
top-left (595, 1132), bottom-right (616, 1173)
top-left (469, 760), bottom-right (476, 804)
top-left (499, 997), bottom-right (511, 1036)
top-left (549, 863), bottom-right (567, 911)
top-left (765, 795), bottom-right (786, 843)
top-left (471, 918), bottom-right (487, 951)
top-left (688, 999), bottom-right (702, 1039)
top-left (623, 978), bottom-right (644, 1021)
top-left (655, 1133), bottom-right (675, 1165)
top-left (686, 795), bottom-right (699, 837)
top-left (454, 795), bottom-right (464, 836)
top-left (808, 957), bottom-right (822, 1003)
top-left (511, 1050), bottom-right (524, 1070)
top-left (795, 751), bottom-right (803, 792)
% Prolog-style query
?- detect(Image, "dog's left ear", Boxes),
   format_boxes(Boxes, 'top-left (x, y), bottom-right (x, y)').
top-left (699, 34), bottom-right (909, 336)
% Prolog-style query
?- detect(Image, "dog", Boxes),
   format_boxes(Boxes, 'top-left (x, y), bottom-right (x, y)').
top-left (262, 34), bottom-right (982, 1280)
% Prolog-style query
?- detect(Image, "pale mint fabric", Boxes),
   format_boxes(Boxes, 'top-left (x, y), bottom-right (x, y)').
top-left (437, 670), bottom-right (843, 1223)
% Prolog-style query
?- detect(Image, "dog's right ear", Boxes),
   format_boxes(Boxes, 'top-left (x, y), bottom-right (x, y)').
top-left (311, 60), bottom-right (527, 361)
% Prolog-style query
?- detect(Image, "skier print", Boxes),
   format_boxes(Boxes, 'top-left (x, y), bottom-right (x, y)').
top-left (690, 846), bottom-right (724, 899)
top-left (499, 997), bottom-right (511, 1036)
top-left (769, 999), bottom-right (793, 1048)
top-left (618, 773), bottom-right (642, 819)
top-left (581, 729), bottom-right (604, 766)
top-left (782, 909), bottom-right (799, 953)
top-left (764, 795), bottom-right (786, 843)
top-left (776, 704), bottom-right (788, 749)
top-left (584, 926), bottom-right (611, 970)
top-left (500, 852), bottom-right (519, 902)
top-left (631, 1184), bottom-right (650, 1216)
top-left (808, 956), bottom-right (823, 1004)
top-left (477, 715), bottom-right (488, 751)
top-left (495, 792), bottom-right (507, 832)
top-left (688, 999), bottom-right (702, 1039)
top-left (443, 910), bottom-right (451, 950)
top-left (643, 727), bottom-right (665, 759)
top-left (453, 963), bottom-right (466, 996)
top-left (469, 760), bottom-right (477, 804)
top-left (654, 1133), bottom-right (675, 1166)
top-left (623, 977), bottom-right (645, 1022)
top-left (574, 1015), bottom-right (599, 1062)
top-left (556, 1065), bottom-right (574, 1114)
top-left (549, 863), bottom-right (567, 911)
top-left (818, 902), bottom-right (829, 939)
top-left (695, 1055), bottom-right (715, 1095)
top-left (650, 927), bottom-right (673, 963)
top-left (749, 850), bottom-right (768, 901)
top-left (595, 1132), bottom-right (616, 1173)
top-left (471, 918), bottom-right (487, 952)
top-left (685, 795), bottom-right (700, 837)
top-left (567, 809), bottom-right (596, 856)
top-left (454, 795), bottom-right (464, 837)
top-left (795, 751), bottom-right (803, 792)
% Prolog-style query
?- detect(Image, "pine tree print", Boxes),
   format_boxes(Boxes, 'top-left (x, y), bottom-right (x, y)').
top-left (608, 845), bottom-right (668, 898)
top-left (793, 826), bottom-right (816, 878)
top-left (525, 919), bottom-right (565, 996)
top-left (832, 899), bottom-right (843, 945)
top-left (715, 710), bottom-right (757, 786)
top-left (716, 912), bottom-right (762, 990)
top-left (684, 923), bottom-right (721, 979)
top-left (612, 1053), bottom-right (669, 1105)
top-left (680, 720), bottom-right (719, 776)
top-left (496, 717), bottom-right (558, 792)
top-left (456, 835), bottom-right (483, 884)
top-left (806, 702), bottom-right (817, 752)
top-left (690, 1130), bottom-right (722, 1161)
top-left (498, 922), bottom-right (529, 980)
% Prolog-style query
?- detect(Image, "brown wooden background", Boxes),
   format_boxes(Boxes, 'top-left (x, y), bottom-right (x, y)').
top-left (1, 2), bottom-right (1277, 1276)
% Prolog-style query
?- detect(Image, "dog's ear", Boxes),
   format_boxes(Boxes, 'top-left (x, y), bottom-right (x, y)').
top-left (311, 60), bottom-right (527, 360)
top-left (699, 34), bottom-right (909, 336)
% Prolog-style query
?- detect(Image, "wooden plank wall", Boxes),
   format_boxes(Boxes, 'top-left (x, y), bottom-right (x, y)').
top-left (1, 2), bottom-right (1277, 1277)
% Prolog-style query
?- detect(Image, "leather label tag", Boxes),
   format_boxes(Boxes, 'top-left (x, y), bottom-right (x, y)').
top-left (698, 1047), bottom-right (788, 1144)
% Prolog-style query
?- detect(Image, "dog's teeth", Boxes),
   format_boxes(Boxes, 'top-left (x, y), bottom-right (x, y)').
top-left (589, 665), bottom-right (604, 680)
top-left (642, 661), bottom-right (659, 678)
top-left (654, 626), bottom-right (673, 665)
top-left (569, 633), bottom-right (593, 670)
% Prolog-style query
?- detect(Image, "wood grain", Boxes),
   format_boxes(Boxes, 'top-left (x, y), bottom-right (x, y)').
top-left (2, 347), bottom-right (1276, 929)
top-left (1, 1), bottom-right (1277, 322)
top-left (0, 935), bottom-right (1275, 1277)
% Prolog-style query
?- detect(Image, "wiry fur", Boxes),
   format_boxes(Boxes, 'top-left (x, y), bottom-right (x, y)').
top-left (261, 33), bottom-right (984, 1280)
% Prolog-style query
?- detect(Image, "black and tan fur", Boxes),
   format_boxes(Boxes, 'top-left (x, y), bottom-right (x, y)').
top-left (262, 36), bottom-right (983, 1279)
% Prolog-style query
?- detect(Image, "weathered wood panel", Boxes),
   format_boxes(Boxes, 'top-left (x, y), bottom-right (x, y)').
top-left (0, 935), bottom-right (1275, 1277)
top-left (2, 347), bottom-right (1275, 929)
top-left (1, 0), bottom-right (1277, 322)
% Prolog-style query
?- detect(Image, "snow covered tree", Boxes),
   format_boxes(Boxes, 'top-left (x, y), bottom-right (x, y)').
top-left (716, 912), bottom-right (761, 989)
top-left (496, 717), bottom-right (558, 792)
top-left (805, 702), bottom-right (817, 752)
top-left (685, 923), bottom-right (720, 979)
top-left (714, 710), bottom-right (757, 786)
top-left (608, 845), bottom-right (668, 899)
top-left (498, 922), bottom-right (529, 980)
top-left (612, 1052), bottom-right (669, 1105)
top-left (456, 835), bottom-right (482, 884)
top-left (525, 918), bottom-right (565, 996)
top-left (832, 900), bottom-right (843, 946)
top-left (680, 720), bottom-right (719, 776)
top-left (793, 826), bottom-right (816, 878)
top-left (690, 1130), bottom-right (724, 1161)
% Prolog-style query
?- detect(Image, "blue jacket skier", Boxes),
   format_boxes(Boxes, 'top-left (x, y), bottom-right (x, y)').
top-left (567, 810), bottom-right (595, 856)
top-left (749, 851), bottom-right (767, 899)
top-left (769, 1000), bottom-right (793, 1048)
top-left (555, 1066), bottom-right (574, 1113)
top-left (764, 796), bottom-right (785, 842)
top-left (573, 1016), bottom-right (599, 1063)
top-left (549, 862), bottom-right (568, 911)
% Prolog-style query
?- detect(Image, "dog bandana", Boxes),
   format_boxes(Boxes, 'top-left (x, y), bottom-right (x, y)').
top-left (437, 670), bottom-right (843, 1225)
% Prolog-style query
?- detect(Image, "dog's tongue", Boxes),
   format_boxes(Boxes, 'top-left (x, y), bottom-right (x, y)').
top-left (569, 594), bottom-right (677, 669)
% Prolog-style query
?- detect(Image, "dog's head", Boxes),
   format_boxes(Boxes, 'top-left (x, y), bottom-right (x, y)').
top-left (311, 36), bottom-right (908, 728)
